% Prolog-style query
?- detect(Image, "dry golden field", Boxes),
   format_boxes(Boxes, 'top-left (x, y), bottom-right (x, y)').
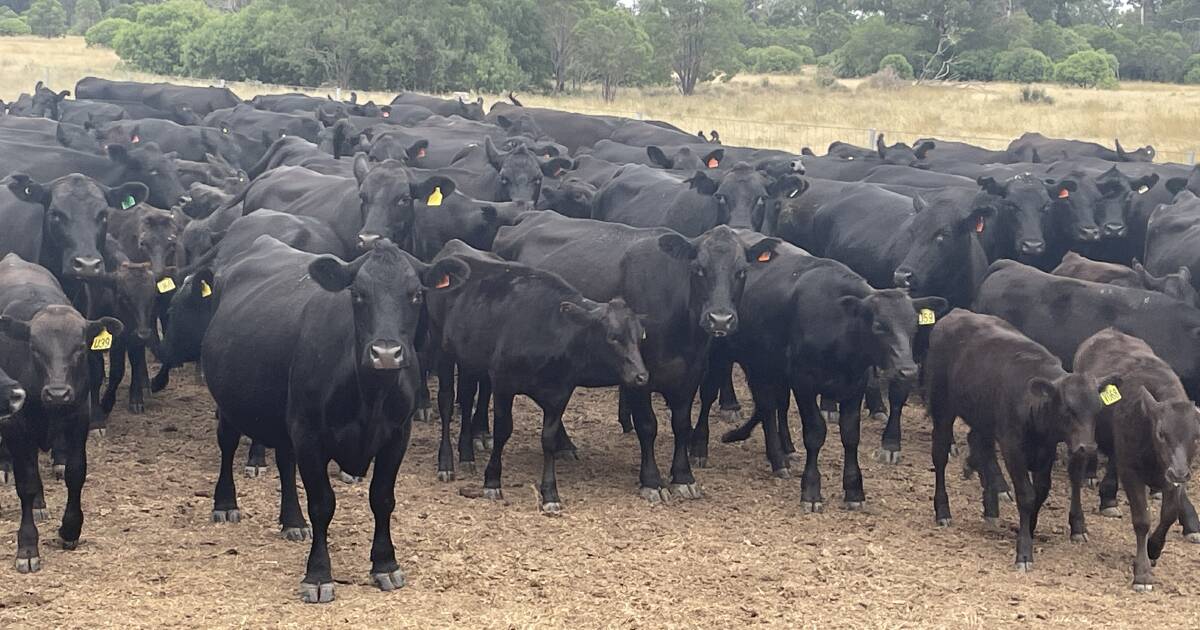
top-left (1, 36), bottom-right (1199, 162)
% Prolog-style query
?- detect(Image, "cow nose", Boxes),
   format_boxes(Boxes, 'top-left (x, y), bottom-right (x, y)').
top-left (790, 159), bottom-right (806, 174)
top-left (358, 233), bottom-right (382, 250)
top-left (1165, 468), bottom-right (1191, 486)
top-left (369, 343), bottom-right (406, 370)
top-left (893, 269), bottom-right (914, 289)
top-left (5, 387), bottom-right (25, 415)
top-left (1102, 222), bottom-right (1126, 238)
top-left (135, 328), bottom-right (155, 343)
top-left (633, 372), bottom-right (650, 386)
top-left (1077, 225), bottom-right (1100, 242)
top-left (41, 385), bottom-right (73, 405)
top-left (1019, 240), bottom-right (1045, 256)
top-left (706, 311), bottom-right (736, 336)
top-left (1072, 441), bottom-right (1098, 456)
top-left (71, 257), bottom-right (104, 276)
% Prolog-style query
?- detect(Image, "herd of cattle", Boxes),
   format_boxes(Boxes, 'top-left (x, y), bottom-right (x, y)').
top-left (0, 77), bottom-right (1198, 603)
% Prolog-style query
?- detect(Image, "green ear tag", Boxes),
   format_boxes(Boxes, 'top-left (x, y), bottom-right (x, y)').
top-left (121, 195), bottom-right (136, 210)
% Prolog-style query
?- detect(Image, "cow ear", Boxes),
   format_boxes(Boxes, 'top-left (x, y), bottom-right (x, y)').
top-left (105, 182), bottom-right (148, 210)
top-left (405, 139), bottom-right (429, 163)
top-left (657, 233), bottom-right (698, 260)
top-left (353, 153), bottom-right (371, 185)
top-left (703, 149), bottom-right (724, 168)
top-left (686, 171), bottom-right (719, 196)
top-left (876, 134), bottom-right (887, 158)
top-left (1166, 177), bottom-right (1189, 195)
top-left (1179, 266), bottom-right (1192, 285)
top-left (191, 268), bottom-right (215, 300)
top-left (1115, 138), bottom-right (1125, 156)
top-left (801, 147), bottom-right (814, 156)
top-left (769, 175), bottom-right (807, 199)
top-left (1097, 374), bottom-right (1124, 396)
top-left (914, 141), bottom-right (935, 160)
top-left (349, 92), bottom-right (358, 104)
top-left (977, 176), bottom-right (1006, 197)
top-left (559, 300), bottom-right (600, 326)
top-left (495, 115), bottom-right (512, 130)
top-left (106, 143), bottom-right (131, 164)
top-left (422, 257), bottom-right (470, 291)
top-left (1029, 377), bottom-right (1057, 400)
top-left (745, 237), bottom-right (781, 264)
top-left (1132, 174), bottom-right (1159, 194)
top-left (960, 205), bottom-right (995, 233)
top-left (484, 137), bottom-right (505, 170)
top-left (7, 174), bottom-right (47, 206)
top-left (86, 316), bottom-right (124, 342)
top-left (837, 295), bottom-right (865, 318)
top-left (911, 296), bottom-right (950, 318)
top-left (540, 157), bottom-right (572, 178)
top-left (0, 315), bottom-right (30, 341)
top-left (412, 176), bottom-right (456, 205)
top-left (646, 146), bottom-right (671, 169)
top-left (912, 195), bottom-right (928, 213)
top-left (308, 255), bottom-right (361, 292)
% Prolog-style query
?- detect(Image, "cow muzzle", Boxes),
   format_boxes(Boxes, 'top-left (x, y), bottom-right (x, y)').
top-left (1076, 225), bottom-right (1100, 242)
top-left (1, 387), bottom-right (25, 417)
top-left (704, 311), bottom-right (736, 337)
top-left (1019, 240), bottom-right (1045, 256)
top-left (41, 385), bottom-right (74, 406)
top-left (71, 257), bottom-right (104, 277)
top-left (1165, 468), bottom-right (1192, 487)
top-left (892, 269), bottom-right (914, 289)
top-left (358, 233), bottom-right (382, 250)
top-left (1102, 222), bottom-right (1126, 239)
top-left (369, 343), bottom-right (407, 370)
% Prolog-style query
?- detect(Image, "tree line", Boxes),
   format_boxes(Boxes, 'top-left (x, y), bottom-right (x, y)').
top-left (5, 1), bottom-right (1200, 97)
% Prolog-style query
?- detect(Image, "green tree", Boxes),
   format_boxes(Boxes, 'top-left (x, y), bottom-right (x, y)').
top-left (993, 46), bottom-right (1054, 82)
top-left (113, 0), bottom-right (215, 74)
top-left (71, 0), bottom-right (100, 33)
top-left (808, 9), bottom-right (850, 55)
top-left (640, 0), bottom-right (746, 95)
top-left (83, 15), bottom-right (128, 46)
top-left (540, 0), bottom-right (597, 93)
top-left (1020, 20), bottom-right (1091, 61)
top-left (745, 45), bottom-right (807, 73)
top-left (1054, 49), bottom-right (1118, 88)
top-left (830, 15), bottom-right (920, 77)
top-left (0, 15), bottom-right (31, 34)
top-left (25, 0), bottom-right (67, 37)
top-left (573, 8), bottom-right (651, 100)
top-left (879, 52), bottom-right (914, 78)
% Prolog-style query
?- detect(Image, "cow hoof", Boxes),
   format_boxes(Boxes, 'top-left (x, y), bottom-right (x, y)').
top-left (211, 509), bottom-right (241, 523)
top-left (483, 488), bottom-right (503, 501)
top-left (338, 472), bottom-right (362, 484)
top-left (639, 487), bottom-right (670, 504)
top-left (300, 582), bottom-right (335, 604)
top-left (415, 408), bottom-right (432, 423)
top-left (540, 502), bottom-right (563, 514)
top-left (773, 468), bottom-right (791, 480)
top-left (14, 556), bottom-right (40, 574)
top-left (843, 501), bottom-right (865, 511)
top-left (948, 443), bottom-right (962, 458)
top-left (282, 526), bottom-right (310, 542)
top-left (691, 456), bottom-right (708, 469)
top-left (60, 538), bottom-right (78, 551)
top-left (936, 517), bottom-right (951, 527)
top-left (1184, 532), bottom-right (1200, 544)
top-left (436, 470), bottom-right (455, 482)
top-left (373, 569), bottom-right (405, 592)
top-left (801, 501), bottom-right (824, 514)
top-left (473, 435), bottom-right (494, 453)
top-left (89, 427), bottom-right (107, 438)
top-left (870, 412), bottom-right (887, 423)
top-left (1150, 491), bottom-right (1162, 501)
top-left (999, 491), bottom-right (1014, 503)
top-left (719, 408), bottom-right (742, 423)
top-left (459, 461), bottom-right (476, 474)
top-left (32, 508), bottom-right (50, 523)
top-left (128, 401), bottom-right (145, 414)
top-left (1100, 506), bottom-right (1122, 518)
top-left (244, 465), bottom-right (266, 478)
top-left (1071, 532), bottom-right (1089, 543)
top-left (983, 517), bottom-right (1001, 528)
top-left (1085, 477), bottom-right (1098, 489)
top-left (874, 448), bottom-right (901, 465)
top-left (53, 464), bottom-right (65, 480)
top-left (1014, 561), bottom-right (1033, 573)
top-left (671, 483), bottom-right (702, 500)
top-left (554, 449), bottom-right (579, 461)
top-left (0, 469), bottom-right (10, 485)
top-left (1133, 582), bottom-right (1154, 593)
top-left (820, 410), bottom-right (836, 422)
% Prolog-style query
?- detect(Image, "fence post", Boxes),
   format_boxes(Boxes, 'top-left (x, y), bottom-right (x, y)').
top-left (635, 111), bottom-right (644, 121)
top-left (335, 87), bottom-right (342, 101)
top-left (867, 128), bottom-right (877, 149)
top-left (1190, 151), bottom-right (1196, 166)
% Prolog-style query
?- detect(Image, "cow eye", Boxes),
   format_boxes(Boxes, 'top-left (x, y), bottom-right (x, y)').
top-left (736, 269), bottom-right (747, 279)
top-left (755, 197), bottom-right (765, 206)
top-left (694, 267), bottom-right (705, 277)
top-left (873, 322), bottom-right (888, 334)
top-left (411, 291), bottom-right (424, 305)
top-left (500, 177), bottom-right (510, 186)
top-left (714, 194), bottom-right (727, 205)
top-left (608, 334), bottom-right (619, 344)
top-left (934, 233), bottom-right (946, 243)
top-left (149, 170), bottom-right (160, 176)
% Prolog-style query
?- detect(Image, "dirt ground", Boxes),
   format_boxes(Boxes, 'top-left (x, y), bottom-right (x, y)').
top-left (1, 371), bottom-right (1198, 629)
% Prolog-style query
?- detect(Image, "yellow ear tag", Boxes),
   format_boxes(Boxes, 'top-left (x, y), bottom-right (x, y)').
top-left (427, 187), bottom-right (443, 207)
top-left (918, 308), bottom-right (936, 326)
top-left (91, 328), bottom-right (113, 351)
top-left (157, 277), bottom-right (177, 293)
top-left (1100, 384), bottom-right (1122, 406)
top-left (200, 280), bottom-right (213, 298)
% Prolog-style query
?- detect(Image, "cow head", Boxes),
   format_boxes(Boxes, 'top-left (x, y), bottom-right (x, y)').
top-left (55, 121), bottom-right (102, 153)
top-left (1115, 139), bottom-right (1155, 163)
top-left (1134, 386), bottom-right (1200, 487)
top-left (7, 173), bottom-right (147, 278)
top-left (536, 177), bottom-right (596, 219)
top-left (1133, 260), bottom-right (1198, 307)
top-left (1164, 166), bottom-right (1200, 198)
top-left (457, 96), bottom-right (486, 121)
top-left (354, 154), bottom-right (456, 251)
top-left (1029, 371), bottom-right (1121, 457)
top-left (876, 134), bottom-right (935, 166)
top-left (839, 290), bottom-right (948, 383)
top-left (158, 270), bottom-right (215, 369)
top-left (98, 262), bottom-right (160, 350)
top-left (30, 81), bottom-right (69, 120)
top-left (688, 163), bottom-right (808, 232)
top-left (559, 298), bottom-right (649, 387)
top-left (977, 173), bottom-right (1052, 260)
top-left (892, 194), bottom-right (994, 296)
top-left (308, 240), bottom-right (469, 374)
top-left (494, 112), bottom-right (545, 140)
top-left (106, 142), bottom-right (187, 209)
top-left (364, 133), bottom-right (429, 166)
top-left (484, 137), bottom-right (571, 203)
top-left (0, 367), bottom-right (24, 421)
top-left (1049, 168), bottom-right (1158, 244)
top-left (317, 119), bottom-right (358, 158)
top-left (131, 207), bottom-right (182, 281)
top-left (0, 305), bottom-right (122, 408)
top-left (657, 225), bottom-right (780, 337)
top-left (647, 146), bottom-right (724, 171)
top-left (199, 127), bottom-right (245, 170)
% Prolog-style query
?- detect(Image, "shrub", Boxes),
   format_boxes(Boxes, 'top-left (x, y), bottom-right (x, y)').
top-left (1022, 20), bottom-right (1091, 61)
top-left (953, 49), bottom-right (995, 81)
top-left (830, 16), bottom-right (920, 78)
top-left (71, 0), bottom-right (102, 35)
top-left (84, 17), bottom-right (130, 48)
top-left (25, 0), bottom-right (67, 38)
top-left (0, 17), bottom-right (31, 36)
top-left (113, 0), bottom-right (216, 75)
top-left (863, 66), bottom-right (906, 90)
top-left (1184, 66), bottom-right (1200, 85)
top-left (746, 45), bottom-right (806, 74)
top-left (0, 7), bottom-right (16, 19)
top-left (1019, 85), bottom-right (1054, 105)
top-left (993, 47), bottom-right (1053, 83)
top-left (878, 53), bottom-right (913, 79)
top-left (104, 5), bottom-right (139, 21)
top-left (1054, 50), bottom-right (1118, 89)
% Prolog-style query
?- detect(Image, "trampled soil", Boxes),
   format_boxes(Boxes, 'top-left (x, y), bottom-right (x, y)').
top-left (2, 373), bottom-right (1198, 628)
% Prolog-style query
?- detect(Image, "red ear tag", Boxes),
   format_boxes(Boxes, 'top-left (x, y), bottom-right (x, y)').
top-left (382, 111), bottom-right (390, 118)
top-left (435, 275), bottom-right (450, 289)
top-left (1058, 188), bottom-right (1070, 199)
top-left (757, 251), bottom-right (772, 262)
top-left (131, 135), bottom-right (140, 144)
top-left (417, 148), bottom-right (426, 158)
top-left (975, 216), bottom-right (985, 233)
top-left (707, 158), bottom-right (719, 168)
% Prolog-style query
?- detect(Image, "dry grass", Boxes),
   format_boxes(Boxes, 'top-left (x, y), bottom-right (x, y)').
top-left (2, 35), bottom-right (1198, 162)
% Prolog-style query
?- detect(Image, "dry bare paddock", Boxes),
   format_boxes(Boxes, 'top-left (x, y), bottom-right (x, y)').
top-left (1, 35), bottom-right (1200, 628)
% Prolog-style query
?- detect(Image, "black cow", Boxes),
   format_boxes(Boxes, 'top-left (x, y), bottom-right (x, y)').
top-left (583, 139), bottom-right (724, 171)
top-left (391, 92), bottom-right (484, 121)
top-left (927, 310), bottom-right (1118, 572)
top-left (95, 119), bottom-right (244, 170)
top-left (1073, 328), bottom-right (1200, 591)
top-left (75, 77), bottom-right (240, 117)
top-left (918, 138), bottom-right (1012, 164)
top-left (1144, 191), bottom-right (1200, 299)
top-left (0, 253), bottom-right (122, 574)
top-left (108, 203), bottom-right (184, 284)
top-left (435, 138), bottom-right (571, 203)
top-left (494, 213), bottom-right (777, 501)
top-left (1052, 251), bottom-right (1197, 306)
top-left (0, 141), bottom-right (186, 210)
top-left (84, 258), bottom-right (159, 418)
top-left (204, 105), bottom-right (322, 144)
top-left (202, 236), bottom-right (462, 602)
top-left (537, 177), bottom-right (596, 219)
top-left (1044, 164), bottom-right (1159, 263)
top-left (974, 173), bottom-right (1057, 265)
top-left (1008, 132), bottom-right (1154, 163)
top-left (827, 135), bottom-right (935, 166)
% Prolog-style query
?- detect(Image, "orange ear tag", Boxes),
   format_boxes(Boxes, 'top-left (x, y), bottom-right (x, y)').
top-left (382, 111), bottom-right (391, 118)
top-left (707, 158), bottom-right (719, 168)
top-left (757, 251), bottom-right (772, 262)
top-left (975, 216), bottom-right (985, 233)
top-left (435, 275), bottom-right (451, 289)
top-left (131, 135), bottom-right (140, 144)
top-left (1058, 188), bottom-right (1070, 199)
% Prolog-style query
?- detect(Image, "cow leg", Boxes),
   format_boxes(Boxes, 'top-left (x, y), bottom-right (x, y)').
top-left (627, 387), bottom-right (667, 503)
top-left (244, 440), bottom-right (268, 478)
top-left (537, 395), bottom-right (572, 512)
top-left (837, 392), bottom-right (866, 508)
top-left (436, 359), bottom-right (457, 481)
top-left (57, 415), bottom-right (88, 549)
top-left (87, 351), bottom-right (107, 435)
top-left (127, 341), bottom-right (148, 414)
top-left (795, 388), bottom-right (826, 512)
top-left (1067, 452), bottom-right (1089, 542)
top-left (1178, 491), bottom-right (1200, 541)
top-left (1002, 447), bottom-right (1038, 571)
top-left (749, 376), bottom-right (787, 478)
top-left (1084, 452), bottom-right (1100, 488)
top-left (777, 389), bottom-right (796, 458)
top-left (211, 413), bottom-right (241, 523)
top-left (617, 387), bottom-right (634, 434)
top-left (150, 364), bottom-right (171, 393)
top-left (876, 379), bottom-right (910, 464)
top-left (472, 377), bottom-right (493, 452)
top-left (718, 369), bottom-right (741, 421)
top-left (1098, 452), bottom-right (1121, 517)
top-left (931, 409), bottom-right (953, 526)
top-left (296, 450), bottom-right (336, 603)
top-left (482, 389), bottom-right (514, 501)
top-left (864, 370), bottom-right (886, 421)
top-left (1125, 475), bottom-right (1154, 590)
top-left (275, 445), bottom-right (309, 541)
top-left (666, 390), bottom-right (700, 500)
top-left (691, 358), bottom-right (724, 468)
top-left (0, 442), bottom-right (11, 485)
top-left (100, 341), bottom-right (126, 417)
top-left (552, 416), bottom-right (578, 460)
top-left (9, 438), bottom-right (43, 572)
top-left (1149, 485), bottom-right (1183, 571)
top-left (970, 431), bottom-right (1002, 523)
top-left (819, 396), bottom-right (838, 421)
top-left (454, 368), bottom-right (475, 464)
top-left (368, 427), bottom-right (410, 592)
